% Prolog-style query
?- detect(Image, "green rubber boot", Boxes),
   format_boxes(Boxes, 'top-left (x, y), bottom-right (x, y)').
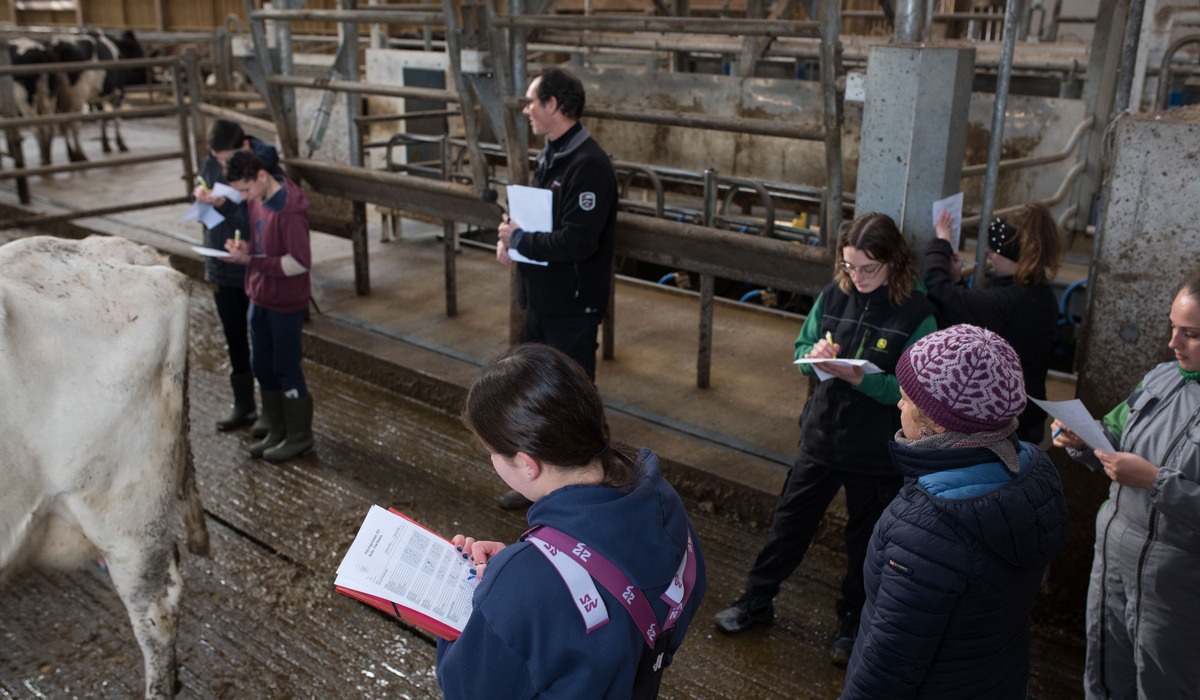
top-left (263, 395), bottom-right (314, 463)
top-left (249, 389), bottom-right (285, 458)
top-left (216, 372), bottom-right (257, 432)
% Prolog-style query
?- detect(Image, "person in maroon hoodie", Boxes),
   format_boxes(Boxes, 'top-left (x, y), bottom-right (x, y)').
top-left (224, 150), bottom-right (314, 463)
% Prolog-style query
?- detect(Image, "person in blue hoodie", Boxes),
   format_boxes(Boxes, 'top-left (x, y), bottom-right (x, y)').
top-left (841, 324), bottom-right (1069, 699)
top-left (437, 344), bottom-right (706, 699)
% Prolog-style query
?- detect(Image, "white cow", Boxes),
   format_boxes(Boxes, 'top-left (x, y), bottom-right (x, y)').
top-left (0, 235), bottom-right (210, 699)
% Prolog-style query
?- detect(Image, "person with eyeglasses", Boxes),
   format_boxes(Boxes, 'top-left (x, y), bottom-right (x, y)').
top-left (714, 212), bottom-right (937, 668)
top-left (921, 203), bottom-right (1064, 443)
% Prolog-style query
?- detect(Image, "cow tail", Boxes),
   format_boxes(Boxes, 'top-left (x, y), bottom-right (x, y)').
top-left (179, 343), bottom-right (212, 557)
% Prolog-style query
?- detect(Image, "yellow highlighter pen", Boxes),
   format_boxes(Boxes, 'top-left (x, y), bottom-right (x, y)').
top-left (825, 331), bottom-right (837, 357)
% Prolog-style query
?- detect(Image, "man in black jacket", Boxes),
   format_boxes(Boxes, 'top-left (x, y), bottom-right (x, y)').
top-left (495, 66), bottom-right (618, 508)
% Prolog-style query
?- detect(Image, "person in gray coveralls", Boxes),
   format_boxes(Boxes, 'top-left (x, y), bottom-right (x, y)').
top-left (1054, 272), bottom-right (1200, 700)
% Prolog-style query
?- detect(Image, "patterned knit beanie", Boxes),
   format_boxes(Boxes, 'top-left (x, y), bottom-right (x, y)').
top-left (896, 324), bottom-right (1026, 433)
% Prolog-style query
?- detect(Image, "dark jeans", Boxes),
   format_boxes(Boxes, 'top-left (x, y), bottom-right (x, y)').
top-left (522, 309), bottom-right (602, 381)
top-left (744, 452), bottom-right (902, 619)
top-left (249, 303), bottom-right (308, 397)
top-left (213, 283), bottom-right (251, 376)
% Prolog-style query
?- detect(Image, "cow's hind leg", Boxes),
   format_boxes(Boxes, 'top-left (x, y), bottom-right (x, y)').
top-left (106, 540), bottom-right (181, 698)
top-left (82, 512), bottom-right (182, 699)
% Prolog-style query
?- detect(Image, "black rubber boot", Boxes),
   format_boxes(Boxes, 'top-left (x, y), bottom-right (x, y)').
top-left (249, 410), bottom-right (270, 438)
top-left (713, 593), bottom-right (774, 634)
top-left (830, 611), bottom-right (859, 667)
top-left (216, 372), bottom-right (257, 432)
top-left (249, 390), bottom-right (285, 458)
top-left (263, 395), bottom-right (314, 463)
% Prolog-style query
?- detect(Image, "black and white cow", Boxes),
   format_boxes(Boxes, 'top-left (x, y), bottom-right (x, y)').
top-left (6, 37), bottom-right (55, 165)
top-left (0, 235), bottom-right (210, 699)
top-left (49, 30), bottom-right (130, 161)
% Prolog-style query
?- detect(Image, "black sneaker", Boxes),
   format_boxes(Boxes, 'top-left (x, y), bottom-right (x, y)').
top-left (713, 594), bottom-right (774, 634)
top-left (830, 612), bottom-right (859, 667)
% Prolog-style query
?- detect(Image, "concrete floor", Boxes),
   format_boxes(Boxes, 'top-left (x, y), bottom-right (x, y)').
top-left (0, 116), bottom-right (1086, 698)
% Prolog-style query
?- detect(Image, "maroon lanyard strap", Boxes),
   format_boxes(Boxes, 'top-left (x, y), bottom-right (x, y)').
top-left (524, 525), bottom-right (697, 648)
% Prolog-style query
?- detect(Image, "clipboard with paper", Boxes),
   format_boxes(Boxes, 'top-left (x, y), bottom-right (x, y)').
top-left (505, 185), bottom-right (551, 266)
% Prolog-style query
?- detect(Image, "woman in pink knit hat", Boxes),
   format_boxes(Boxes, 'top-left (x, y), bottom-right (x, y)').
top-left (841, 323), bottom-right (1069, 700)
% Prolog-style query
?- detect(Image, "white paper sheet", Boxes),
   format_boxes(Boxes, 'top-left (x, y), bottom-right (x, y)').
top-left (183, 202), bottom-right (225, 230)
top-left (210, 181), bottom-right (244, 204)
top-left (1029, 397), bottom-right (1117, 451)
top-left (505, 185), bottom-right (551, 266)
top-left (507, 185), bottom-right (552, 233)
top-left (335, 505), bottom-right (478, 634)
top-left (506, 248), bottom-right (549, 266)
top-left (191, 245), bottom-right (231, 258)
top-left (794, 358), bottom-right (884, 382)
top-left (932, 192), bottom-right (964, 250)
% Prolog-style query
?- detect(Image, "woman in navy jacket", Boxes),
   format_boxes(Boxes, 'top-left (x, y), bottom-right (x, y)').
top-left (841, 324), bottom-right (1069, 699)
top-left (436, 344), bottom-right (706, 699)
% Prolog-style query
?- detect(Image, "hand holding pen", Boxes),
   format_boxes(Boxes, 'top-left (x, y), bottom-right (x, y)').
top-left (451, 534), bottom-right (507, 581)
top-left (1050, 420), bottom-right (1084, 450)
top-left (807, 330), bottom-right (840, 360)
top-left (223, 231), bottom-right (251, 264)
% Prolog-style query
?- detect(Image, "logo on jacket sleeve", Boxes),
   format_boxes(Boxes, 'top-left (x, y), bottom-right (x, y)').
top-left (579, 192), bottom-right (596, 211)
top-left (875, 337), bottom-right (888, 351)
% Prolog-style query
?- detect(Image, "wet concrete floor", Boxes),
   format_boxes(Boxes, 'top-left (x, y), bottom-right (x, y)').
top-left (0, 118), bottom-right (1086, 698)
top-left (0, 282), bottom-right (1086, 700)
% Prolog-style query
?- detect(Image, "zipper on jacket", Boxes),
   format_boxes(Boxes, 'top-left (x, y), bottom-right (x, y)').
top-left (1126, 381), bottom-right (1200, 666)
top-left (852, 298), bottom-right (870, 359)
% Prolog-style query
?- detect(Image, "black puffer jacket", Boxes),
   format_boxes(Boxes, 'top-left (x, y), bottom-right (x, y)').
top-left (842, 438), bottom-right (1069, 699)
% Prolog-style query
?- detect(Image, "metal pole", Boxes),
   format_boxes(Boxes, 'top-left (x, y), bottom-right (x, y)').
top-left (894, 0), bottom-right (925, 42)
top-left (1113, 0), bottom-right (1147, 115)
top-left (183, 48), bottom-right (206, 176)
top-left (174, 56), bottom-right (198, 203)
top-left (698, 169), bottom-right (719, 389)
top-left (819, 0), bottom-right (844, 245)
top-left (973, 0), bottom-right (1022, 289)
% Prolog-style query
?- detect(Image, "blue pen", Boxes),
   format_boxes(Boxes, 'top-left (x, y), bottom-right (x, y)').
top-left (1052, 426), bottom-right (1064, 439)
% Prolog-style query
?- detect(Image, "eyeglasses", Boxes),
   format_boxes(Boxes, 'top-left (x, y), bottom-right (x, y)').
top-left (839, 260), bottom-right (884, 277)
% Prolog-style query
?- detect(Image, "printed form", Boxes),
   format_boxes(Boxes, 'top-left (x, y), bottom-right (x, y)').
top-left (336, 505), bottom-right (478, 635)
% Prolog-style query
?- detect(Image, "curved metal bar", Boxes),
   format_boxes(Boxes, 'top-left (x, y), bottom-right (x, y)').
top-left (961, 115), bottom-right (1095, 176)
top-left (614, 162), bottom-right (666, 218)
top-left (718, 176), bottom-right (776, 238)
top-left (1155, 34), bottom-right (1200, 110)
top-left (962, 160), bottom-right (1086, 227)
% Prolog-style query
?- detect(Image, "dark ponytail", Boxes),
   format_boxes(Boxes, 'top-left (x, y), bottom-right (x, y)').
top-left (462, 344), bottom-right (640, 490)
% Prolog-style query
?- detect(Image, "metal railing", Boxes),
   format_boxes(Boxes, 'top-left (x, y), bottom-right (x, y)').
top-left (0, 51), bottom-right (195, 228)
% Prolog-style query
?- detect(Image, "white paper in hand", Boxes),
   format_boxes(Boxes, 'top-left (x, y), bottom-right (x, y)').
top-left (507, 185), bottom-right (552, 233)
top-left (210, 181), bottom-right (244, 204)
top-left (932, 192), bottom-right (964, 250)
top-left (1029, 397), bottom-right (1117, 451)
top-left (794, 358), bottom-right (884, 382)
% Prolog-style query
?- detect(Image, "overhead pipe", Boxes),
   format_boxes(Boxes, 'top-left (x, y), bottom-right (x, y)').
top-left (492, 15), bottom-right (820, 37)
top-left (894, 0), bottom-right (926, 43)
